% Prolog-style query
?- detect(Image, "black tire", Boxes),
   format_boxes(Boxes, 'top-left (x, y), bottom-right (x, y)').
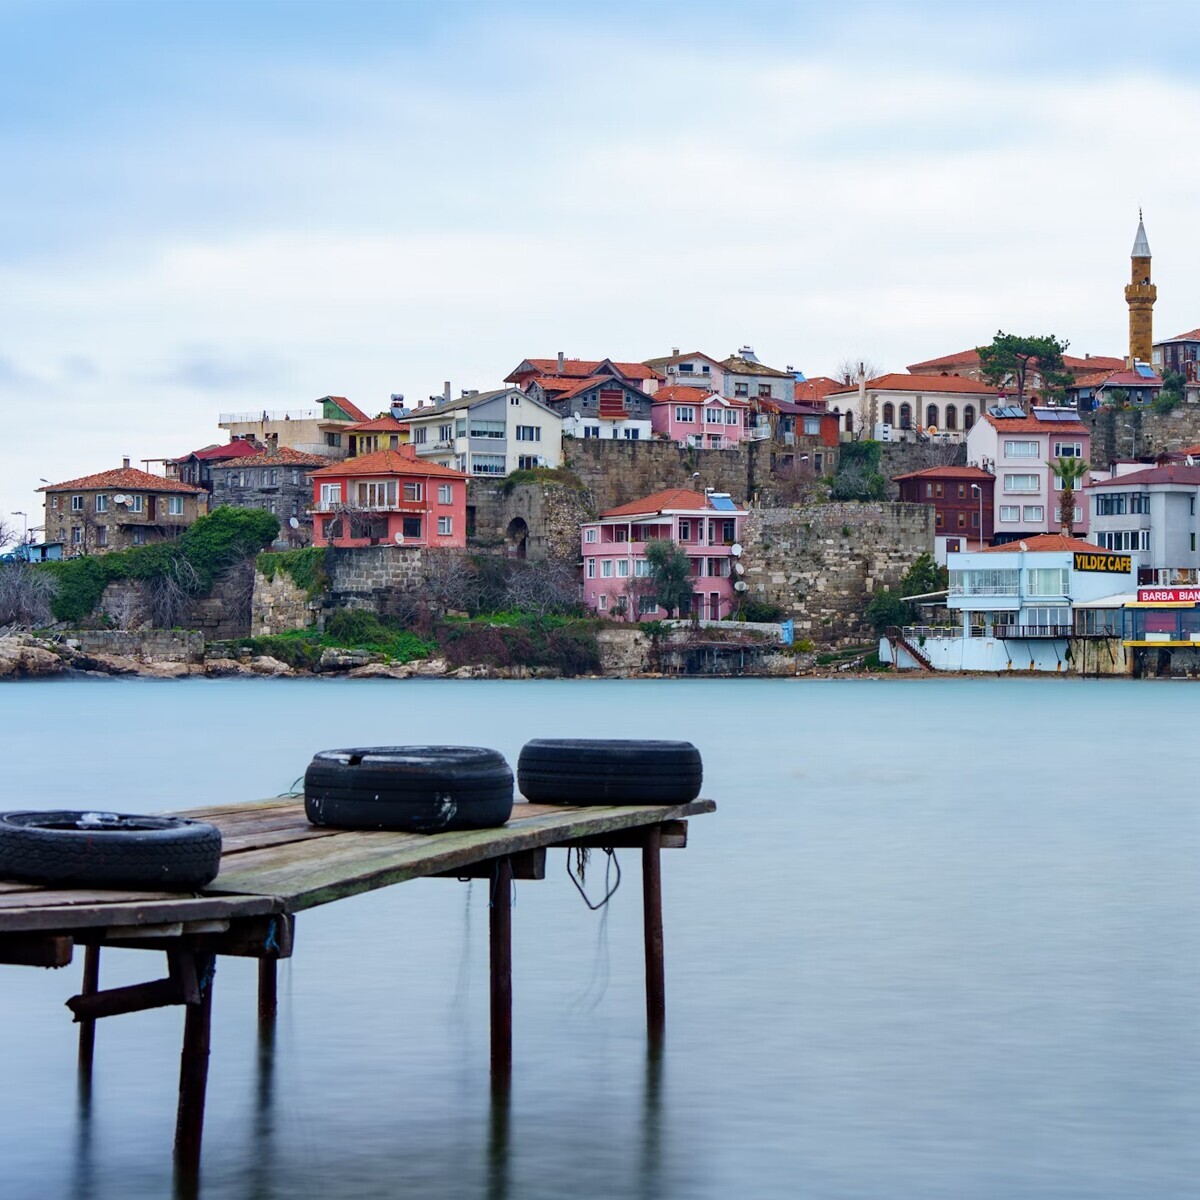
top-left (0, 811), bottom-right (223, 890)
top-left (517, 739), bottom-right (702, 805)
top-left (304, 746), bottom-right (514, 832)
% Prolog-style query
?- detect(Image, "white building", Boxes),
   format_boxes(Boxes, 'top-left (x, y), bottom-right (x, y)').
top-left (824, 373), bottom-right (999, 441)
top-left (403, 387), bottom-right (563, 477)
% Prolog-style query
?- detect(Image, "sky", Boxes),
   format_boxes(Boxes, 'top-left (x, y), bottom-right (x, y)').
top-left (3, 0), bottom-right (1200, 535)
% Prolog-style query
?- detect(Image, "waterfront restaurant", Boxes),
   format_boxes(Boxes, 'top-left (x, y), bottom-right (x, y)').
top-left (1122, 585), bottom-right (1200, 645)
top-left (885, 534), bottom-right (1137, 671)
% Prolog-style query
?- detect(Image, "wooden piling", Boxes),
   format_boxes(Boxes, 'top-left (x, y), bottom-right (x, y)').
top-left (642, 826), bottom-right (666, 1041)
top-left (489, 856), bottom-right (513, 1085)
top-left (257, 959), bottom-right (277, 1023)
top-left (173, 953), bottom-right (215, 1177)
top-left (77, 945), bottom-right (100, 1074)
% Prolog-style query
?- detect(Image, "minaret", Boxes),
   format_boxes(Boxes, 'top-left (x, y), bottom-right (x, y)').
top-left (1125, 209), bottom-right (1156, 366)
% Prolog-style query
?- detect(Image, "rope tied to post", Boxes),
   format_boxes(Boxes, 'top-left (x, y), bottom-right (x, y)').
top-left (567, 846), bottom-right (621, 910)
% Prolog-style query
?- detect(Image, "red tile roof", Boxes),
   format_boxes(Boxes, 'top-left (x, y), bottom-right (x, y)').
top-left (308, 448), bottom-right (467, 480)
top-left (893, 466), bottom-right (996, 482)
top-left (601, 488), bottom-right (737, 518)
top-left (652, 385), bottom-right (716, 404)
top-left (220, 447), bottom-right (329, 469)
top-left (907, 349), bottom-right (982, 372)
top-left (794, 377), bottom-right (843, 403)
top-left (982, 534), bottom-right (1123, 555)
top-left (1164, 328), bottom-right (1200, 342)
top-left (1086, 464), bottom-right (1200, 489)
top-left (981, 411), bottom-right (1089, 435)
top-left (175, 439), bottom-right (263, 464)
top-left (1063, 355), bottom-right (1125, 372)
top-left (508, 358), bottom-right (660, 382)
top-left (344, 416), bottom-right (410, 433)
top-left (40, 467), bottom-right (206, 494)
top-left (826, 373), bottom-right (1000, 398)
top-left (325, 396), bottom-right (369, 422)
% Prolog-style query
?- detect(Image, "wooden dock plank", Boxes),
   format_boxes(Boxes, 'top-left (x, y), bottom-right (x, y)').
top-left (0, 894), bottom-right (281, 934)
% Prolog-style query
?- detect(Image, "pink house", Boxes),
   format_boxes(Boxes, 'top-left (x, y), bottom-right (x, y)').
top-left (581, 488), bottom-right (748, 621)
top-left (650, 386), bottom-right (750, 448)
top-left (309, 445), bottom-right (468, 548)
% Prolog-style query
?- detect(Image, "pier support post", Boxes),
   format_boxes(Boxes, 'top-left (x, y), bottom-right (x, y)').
top-left (257, 959), bottom-right (277, 1023)
top-left (642, 825), bottom-right (666, 1042)
top-left (174, 953), bottom-right (216, 1179)
top-left (489, 856), bottom-right (513, 1086)
top-left (77, 945), bottom-right (100, 1075)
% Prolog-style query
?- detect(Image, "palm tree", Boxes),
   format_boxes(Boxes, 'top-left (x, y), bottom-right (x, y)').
top-left (1047, 457), bottom-right (1090, 536)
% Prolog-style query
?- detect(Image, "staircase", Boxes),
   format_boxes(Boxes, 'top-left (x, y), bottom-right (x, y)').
top-left (886, 627), bottom-right (935, 672)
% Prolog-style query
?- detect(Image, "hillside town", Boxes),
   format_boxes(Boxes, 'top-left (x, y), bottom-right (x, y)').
top-left (8, 213), bottom-right (1200, 679)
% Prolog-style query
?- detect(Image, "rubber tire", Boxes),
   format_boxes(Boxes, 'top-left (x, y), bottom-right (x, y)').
top-left (304, 746), bottom-right (514, 832)
top-left (0, 811), bottom-right (223, 890)
top-left (517, 739), bottom-right (703, 805)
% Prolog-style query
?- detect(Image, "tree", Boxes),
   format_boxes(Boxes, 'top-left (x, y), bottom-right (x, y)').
top-left (831, 440), bottom-right (887, 500)
top-left (644, 539), bottom-right (694, 618)
top-left (1154, 370), bottom-right (1185, 414)
top-left (977, 332), bottom-right (1072, 410)
top-left (834, 357), bottom-right (883, 386)
top-left (1047, 457), bottom-right (1089, 536)
top-left (900, 552), bottom-right (948, 599)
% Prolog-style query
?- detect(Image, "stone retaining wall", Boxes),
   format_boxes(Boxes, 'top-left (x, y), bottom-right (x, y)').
top-left (70, 630), bottom-right (205, 662)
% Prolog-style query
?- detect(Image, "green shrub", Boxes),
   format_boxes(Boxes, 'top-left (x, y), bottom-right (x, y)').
top-left (738, 598), bottom-right (786, 622)
top-left (257, 547), bottom-right (329, 597)
top-left (501, 466), bottom-right (585, 495)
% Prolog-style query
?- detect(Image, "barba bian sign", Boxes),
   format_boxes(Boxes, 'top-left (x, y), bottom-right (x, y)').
top-left (1137, 587), bottom-right (1200, 603)
top-left (1073, 552), bottom-right (1132, 574)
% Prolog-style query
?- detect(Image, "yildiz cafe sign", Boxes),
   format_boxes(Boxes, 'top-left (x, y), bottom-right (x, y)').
top-left (1073, 552), bottom-right (1133, 574)
top-left (1137, 586), bottom-right (1200, 603)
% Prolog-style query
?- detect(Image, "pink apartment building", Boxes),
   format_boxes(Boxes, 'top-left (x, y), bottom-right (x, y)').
top-left (650, 386), bottom-right (751, 448)
top-left (581, 488), bottom-right (748, 621)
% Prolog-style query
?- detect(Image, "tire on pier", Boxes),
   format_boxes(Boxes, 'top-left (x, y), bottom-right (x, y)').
top-left (517, 739), bottom-right (703, 805)
top-left (304, 746), bottom-right (514, 833)
top-left (0, 811), bottom-right (223, 890)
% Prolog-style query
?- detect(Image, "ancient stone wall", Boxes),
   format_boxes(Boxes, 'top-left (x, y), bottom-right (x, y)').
top-left (877, 441), bottom-right (968, 497)
top-left (740, 502), bottom-right (934, 645)
top-left (182, 563), bottom-right (255, 640)
top-left (469, 482), bottom-right (597, 561)
top-left (70, 630), bottom-right (205, 662)
top-left (324, 545), bottom-right (429, 621)
top-left (252, 569), bottom-right (317, 636)
top-left (1083, 405), bottom-right (1200, 466)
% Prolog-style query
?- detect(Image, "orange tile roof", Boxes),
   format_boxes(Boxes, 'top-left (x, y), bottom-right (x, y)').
top-left (40, 467), bottom-right (206, 494)
top-left (1086, 464), bottom-right (1200, 488)
top-left (324, 396), bottom-right (369, 422)
top-left (220, 447), bottom-right (329, 469)
top-left (982, 534), bottom-right (1122, 555)
top-left (907, 349), bottom-right (983, 372)
top-left (308, 448), bottom-right (467, 480)
top-left (175, 439), bottom-right (263, 463)
top-left (826, 373), bottom-right (1001, 398)
top-left (981, 411), bottom-right (1089, 435)
top-left (794, 377), bottom-right (843, 403)
top-left (510, 358), bottom-right (660, 382)
top-left (653, 385), bottom-right (715, 403)
top-left (893, 466), bottom-right (995, 482)
top-left (1063, 355), bottom-right (1125, 372)
top-left (600, 488), bottom-right (742, 518)
top-left (344, 416), bottom-right (409, 433)
top-left (1164, 328), bottom-right (1200, 342)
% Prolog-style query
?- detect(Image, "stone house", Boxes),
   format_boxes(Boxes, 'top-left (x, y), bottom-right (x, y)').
top-left (40, 460), bottom-right (207, 557)
top-left (309, 445), bottom-right (469, 549)
top-left (210, 447), bottom-right (329, 547)
top-left (169, 440), bottom-right (262, 493)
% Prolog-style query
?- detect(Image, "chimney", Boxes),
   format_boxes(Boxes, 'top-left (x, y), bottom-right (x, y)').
top-left (443, 381), bottom-right (451, 404)
top-left (557, 351), bottom-right (565, 373)
top-left (672, 347), bottom-right (680, 357)
top-left (122, 456), bottom-right (130, 469)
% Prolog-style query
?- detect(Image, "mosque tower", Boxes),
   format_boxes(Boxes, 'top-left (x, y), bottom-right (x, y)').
top-left (1125, 210), bottom-right (1156, 366)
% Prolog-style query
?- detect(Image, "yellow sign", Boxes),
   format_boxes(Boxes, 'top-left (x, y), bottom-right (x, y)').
top-left (1073, 552), bottom-right (1132, 574)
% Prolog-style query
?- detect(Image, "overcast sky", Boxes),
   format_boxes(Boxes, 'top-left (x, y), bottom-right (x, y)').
top-left (3, 0), bottom-right (1199, 531)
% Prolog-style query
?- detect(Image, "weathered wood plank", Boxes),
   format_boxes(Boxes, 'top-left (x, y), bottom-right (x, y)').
top-left (0, 893), bottom-right (281, 934)
top-left (0, 933), bottom-right (74, 967)
top-left (206, 800), bottom-right (714, 911)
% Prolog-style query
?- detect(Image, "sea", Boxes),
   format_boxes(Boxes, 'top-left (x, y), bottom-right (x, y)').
top-left (0, 675), bottom-right (1197, 1200)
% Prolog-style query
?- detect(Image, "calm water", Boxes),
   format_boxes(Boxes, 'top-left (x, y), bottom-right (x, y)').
top-left (1, 676), bottom-right (1198, 1200)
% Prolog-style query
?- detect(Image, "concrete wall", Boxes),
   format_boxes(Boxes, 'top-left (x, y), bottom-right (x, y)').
top-left (740, 502), bottom-right (933, 645)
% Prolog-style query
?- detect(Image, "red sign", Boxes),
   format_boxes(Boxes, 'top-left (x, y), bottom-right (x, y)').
top-left (1137, 587), bottom-right (1200, 603)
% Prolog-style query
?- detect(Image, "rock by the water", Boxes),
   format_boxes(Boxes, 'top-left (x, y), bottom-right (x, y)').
top-left (0, 637), bottom-right (66, 678)
top-left (248, 655), bottom-right (292, 676)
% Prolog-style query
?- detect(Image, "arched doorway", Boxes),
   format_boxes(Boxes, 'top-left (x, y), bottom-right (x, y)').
top-left (505, 518), bottom-right (529, 559)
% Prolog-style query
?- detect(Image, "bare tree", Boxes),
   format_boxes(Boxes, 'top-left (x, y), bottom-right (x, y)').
top-left (0, 564), bottom-right (57, 627)
top-left (421, 550), bottom-right (477, 618)
top-left (144, 556), bottom-right (203, 627)
top-left (770, 456), bottom-right (823, 505)
top-left (834, 357), bottom-right (883, 386)
top-left (503, 558), bottom-right (579, 618)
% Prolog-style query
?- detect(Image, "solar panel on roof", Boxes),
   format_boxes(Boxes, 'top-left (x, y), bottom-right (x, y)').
top-left (1136, 363), bottom-right (1156, 378)
top-left (708, 494), bottom-right (737, 511)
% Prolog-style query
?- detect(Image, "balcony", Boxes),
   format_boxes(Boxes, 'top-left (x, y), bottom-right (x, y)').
top-left (992, 624), bottom-right (1072, 639)
top-left (219, 408), bottom-right (324, 424)
top-left (948, 583), bottom-right (1021, 596)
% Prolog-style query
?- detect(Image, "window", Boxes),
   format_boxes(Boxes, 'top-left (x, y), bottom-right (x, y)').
top-left (515, 425), bottom-right (541, 442)
top-left (130, 494), bottom-right (143, 513)
top-left (734, 382), bottom-right (749, 397)
top-left (758, 384), bottom-right (772, 398)
top-left (292, 469), bottom-right (301, 485)
top-left (678, 520), bottom-right (691, 540)
top-left (403, 482), bottom-right (423, 501)
top-left (510, 395), bottom-right (521, 406)
top-left (623, 428), bottom-right (640, 440)
top-left (926, 405), bottom-right (938, 428)
top-left (598, 593), bottom-right (608, 611)
top-left (1193, 533), bottom-right (1197, 553)
top-left (95, 494), bottom-right (108, 513)
top-left (438, 484), bottom-right (452, 504)
top-left (413, 427), bottom-right (428, 445)
top-left (675, 406), bottom-right (696, 423)
top-left (438, 424), bottom-right (453, 443)
top-left (638, 595), bottom-right (657, 615)
top-left (634, 559), bottom-right (651, 577)
top-left (1099, 530), bottom-right (1149, 552)
top-left (706, 408), bottom-right (724, 423)
top-left (291, 500), bottom-right (299, 517)
top-left (925, 483), bottom-right (934, 498)
top-left (945, 405), bottom-right (957, 431)
top-left (803, 416), bottom-right (820, 435)
top-left (999, 506), bottom-right (1020, 521)
top-left (964, 405), bottom-right (975, 431)
top-left (957, 512), bottom-right (967, 528)
top-left (936, 511), bottom-right (944, 528)
top-left (601, 560), bottom-right (613, 578)
top-left (71, 526), bottom-right (82, 544)
top-left (325, 432), bottom-right (342, 448)
top-left (131, 527), bottom-right (146, 545)
top-left (1130, 494), bottom-right (1150, 514)
top-left (358, 481), bottom-right (397, 507)
top-left (51, 496), bottom-right (60, 510)
top-left (320, 484), bottom-right (342, 506)
top-left (1074, 506), bottom-right (1082, 522)
top-left (958, 484), bottom-right (966, 499)
top-left (518, 455), bottom-right (538, 469)
top-left (882, 402), bottom-right (895, 425)
top-left (582, 426), bottom-right (599, 439)
top-left (167, 496), bottom-right (184, 516)
top-left (934, 483), bottom-right (944, 497)
top-left (1022, 506), bottom-right (1044, 522)
top-left (585, 528), bottom-right (598, 543)
top-left (616, 560), bottom-right (629, 577)
top-left (455, 420), bottom-right (467, 438)
top-left (1004, 474), bottom-right (1039, 493)
top-left (1027, 567), bottom-right (1068, 596)
top-left (586, 558), bottom-right (596, 578)
top-left (267, 469), bottom-right (279, 486)
top-left (71, 495), bottom-right (84, 512)
top-left (96, 525), bottom-right (108, 547)
top-left (899, 403), bottom-right (912, 429)
top-left (402, 517), bottom-right (422, 539)
top-left (1095, 494), bottom-right (1127, 516)
top-left (678, 363), bottom-right (694, 374)
top-left (1053, 441), bottom-right (1083, 458)
top-left (706, 558), bottom-right (731, 578)
top-left (472, 454), bottom-right (506, 475)
top-left (438, 516), bottom-right (453, 536)
top-left (470, 420), bottom-right (506, 439)
top-left (725, 410), bottom-right (739, 426)
top-left (1004, 440), bottom-right (1039, 458)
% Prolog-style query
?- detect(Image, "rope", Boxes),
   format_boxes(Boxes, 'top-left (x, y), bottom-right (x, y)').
top-left (567, 847), bottom-right (620, 910)
top-left (277, 776), bottom-right (304, 798)
top-left (263, 919), bottom-right (280, 954)
top-left (488, 860), bottom-right (516, 909)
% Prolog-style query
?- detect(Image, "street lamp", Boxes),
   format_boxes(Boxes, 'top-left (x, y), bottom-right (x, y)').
top-left (970, 484), bottom-right (983, 548)
top-left (10, 511), bottom-right (26, 544)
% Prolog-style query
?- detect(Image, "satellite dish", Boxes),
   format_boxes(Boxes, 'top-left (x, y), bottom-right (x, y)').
top-left (289, 516), bottom-right (300, 529)
top-left (1019, 540), bottom-right (1029, 551)
top-left (730, 543), bottom-right (743, 557)
top-left (573, 411), bottom-right (582, 421)
top-left (394, 532), bottom-right (404, 544)
top-left (1188, 455), bottom-right (1195, 467)
top-left (113, 494), bottom-right (126, 504)
top-left (734, 562), bottom-right (745, 575)
top-left (734, 580), bottom-right (748, 592)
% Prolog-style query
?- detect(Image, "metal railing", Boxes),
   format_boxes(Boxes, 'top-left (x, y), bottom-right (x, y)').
top-left (991, 624), bottom-right (1072, 639)
top-left (948, 584), bottom-right (1021, 596)
top-left (219, 408), bottom-right (326, 424)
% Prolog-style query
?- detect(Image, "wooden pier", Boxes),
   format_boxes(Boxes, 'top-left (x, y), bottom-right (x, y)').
top-left (0, 796), bottom-right (713, 1184)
